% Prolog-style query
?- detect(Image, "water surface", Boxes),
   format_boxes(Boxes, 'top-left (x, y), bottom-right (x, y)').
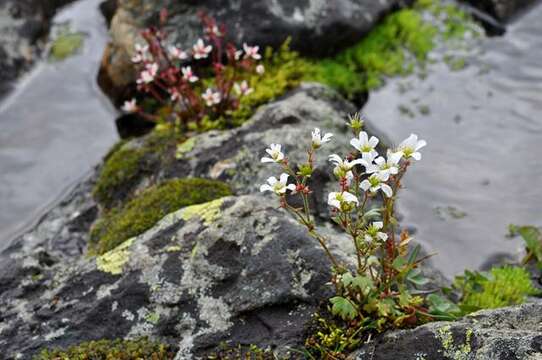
top-left (364, 4), bottom-right (542, 276)
top-left (0, 0), bottom-right (118, 248)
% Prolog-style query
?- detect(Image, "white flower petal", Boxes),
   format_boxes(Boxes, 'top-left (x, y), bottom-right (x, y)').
top-left (260, 184), bottom-right (272, 192)
top-left (381, 183), bottom-right (393, 198)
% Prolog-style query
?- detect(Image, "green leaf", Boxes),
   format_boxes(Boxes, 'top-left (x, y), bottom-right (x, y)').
top-left (340, 272), bottom-right (355, 287)
top-left (406, 268), bottom-right (429, 286)
top-left (392, 257), bottom-right (407, 270)
top-left (518, 226), bottom-right (542, 262)
top-left (351, 275), bottom-right (374, 294)
top-left (427, 293), bottom-right (461, 317)
top-left (408, 244), bottom-right (421, 264)
top-left (330, 296), bottom-right (358, 321)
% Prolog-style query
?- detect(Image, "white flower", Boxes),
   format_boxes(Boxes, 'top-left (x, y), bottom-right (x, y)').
top-left (168, 45), bottom-right (188, 60)
top-left (364, 222), bottom-right (388, 242)
top-left (311, 128), bottom-right (333, 149)
top-left (360, 172), bottom-right (393, 197)
top-left (201, 88), bottom-right (221, 106)
top-left (256, 64), bottom-right (265, 75)
top-left (182, 66), bottom-right (198, 83)
top-left (328, 154), bottom-right (364, 178)
top-left (137, 62), bottom-right (159, 84)
top-left (260, 173), bottom-right (296, 195)
top-left (233, 80), bottom-right (253, 96)
top-left (192, 39), bottom-right (212, 59)
top-left (205, 25), bottom-right (222, 37)
top-left (234, 49), bottom-right (243, 60)
top-left (122, 98), bottom-right (138, 113)
top-left (132, 43), bottom-right (149, 63)
top-left (374, 150), bottom-right (403, 176)
top-left (328, 191), bottom-right (359, 210)
top-left (397, 133), bottom-right (427, 161)
top-left (243, 43), bottom-right (261, 60)
top-left (350, 131), bottom-right (379, 157)
top-left (261, 144), bottom-right (284, 163)
top-left (170, 89), bottom-right (181, 101)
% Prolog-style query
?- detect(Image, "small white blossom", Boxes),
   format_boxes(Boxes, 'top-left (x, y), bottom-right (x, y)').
top-left (311, 128), bottom-right (333, 149)
top-left (121, 98), bottom-right (138, 113)
top-left (132, 43), bottom-right (149, 63)
top-left (364, 222), bottom-right (388, 242)
top-left (374, 150), bottom-right (403, 176)
top-left (182, 66), bottom-right (198, 83)
top-left (350, 131), bottom-right (379, 157)
top-left (192, 39), bottom-right (212, 59)
top-left (260, 173), bottom-right (296, 195)
top-left (233, 80), bottom-right (253, 96)
top-left (243, 43), bottom-right (261, 60)
top-left (168, 45), bottom-right (188, 60)
top-left (205, 25), bottom-right (222, 37)
top-left (137, 62), bottom-right (159, 84)
top-left (170, 89), bottom-right (181, 101)
top-left (234, 49), bottom-right (243, 60)
top-left (201, 88), bottom-right (221, 106)
top-left (328, 154), bottom-right (364, 178)
top-left (256, 64), bottom-right (265, 75)
top-left (261, 144), bottom-right (284, 163)
top-left (328, 191), bottom-right (359, 210)
top-left (360, 172), bottom-right (393, 197)
top-left (397, 134), bottom-right (427, 161)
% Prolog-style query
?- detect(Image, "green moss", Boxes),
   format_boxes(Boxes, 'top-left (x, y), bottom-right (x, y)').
top-left (302, 0), bottom-right (475, 98)
top-left (227, 39), bottom-right (309, 128)
top-left (93, 129), bottom-right (179, 209)
top-left (50, 31), bottom-right (85, 61)
top-left (455, 266), bottom-right (540, 314)
top-left (89, 178), bottom-right (231, 255)
top-left (34, 337), bottom-right (175, 360)
top-left (207, 343), bottom-right (277, 360)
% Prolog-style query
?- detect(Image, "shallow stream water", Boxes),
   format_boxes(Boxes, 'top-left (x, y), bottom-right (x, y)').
top-left (364, 3), bottom-right (542, 276)
top-left (0, 0), bottom-right (118, 248)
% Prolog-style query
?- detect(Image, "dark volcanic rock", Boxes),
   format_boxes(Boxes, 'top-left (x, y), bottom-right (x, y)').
top-left (98, 0), bottom-right (411, 103)
top-left (0, 0), bottom-right (76, 97)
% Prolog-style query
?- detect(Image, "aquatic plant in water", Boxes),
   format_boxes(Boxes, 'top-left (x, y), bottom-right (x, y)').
top-left (260, 113), bottom-right (456, 356)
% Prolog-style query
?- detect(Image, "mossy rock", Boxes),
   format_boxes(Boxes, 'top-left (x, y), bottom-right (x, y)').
top-left (93, 129), bottom-right (179, 209)
top-left (90, 178), bottom-right (231, 255)
top-left (456, 266), bottom-right (541, 314)
top-left (49, 31), bottom-right (85, 61)
top-left (34, 337), bottom-right (175, 360)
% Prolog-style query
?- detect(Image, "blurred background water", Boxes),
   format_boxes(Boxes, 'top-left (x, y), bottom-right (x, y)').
top-left (0, 0), bottom-right (118, 248)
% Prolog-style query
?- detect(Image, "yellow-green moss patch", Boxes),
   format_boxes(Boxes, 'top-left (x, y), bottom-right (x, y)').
top-left (34, 337), bottom-right (175, 359)
top-left (90, 178), bottom-right (231, 255)
top-left (93, 129), bottom-right (179, 209)
top-left (96, 238), bottom-right (134, 275)
top-left (454, 266), bottom-right (541, 314)
top-left (49, 31), bottom-right (85, 61)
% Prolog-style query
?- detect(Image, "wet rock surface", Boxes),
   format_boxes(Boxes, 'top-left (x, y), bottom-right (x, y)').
top-left (350, 300), bottom-right (542, 359)
top-left (0, 0), bottom-right (76, 96)
top-left (463, 0), bottom-right (539, 21)
top-left (98, 0), bottom-right (411, 103)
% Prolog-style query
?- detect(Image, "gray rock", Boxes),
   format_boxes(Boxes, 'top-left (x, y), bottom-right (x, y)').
top-left (98, 0), bottom-right (411, 102)
top-left (0, 194), bottom-right (341, 358)
top-left (350, 300), bottom-right (542, 359)
top-left (462, 0), bottom-right (538, 22)
top-left (0, 0), bottom-right (76, 97)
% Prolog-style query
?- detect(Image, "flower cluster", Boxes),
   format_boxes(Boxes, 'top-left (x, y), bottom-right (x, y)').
top-left (260, 113), bottom-right (442, 352)
top-left (121, 11), bottom-right (264, 130)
